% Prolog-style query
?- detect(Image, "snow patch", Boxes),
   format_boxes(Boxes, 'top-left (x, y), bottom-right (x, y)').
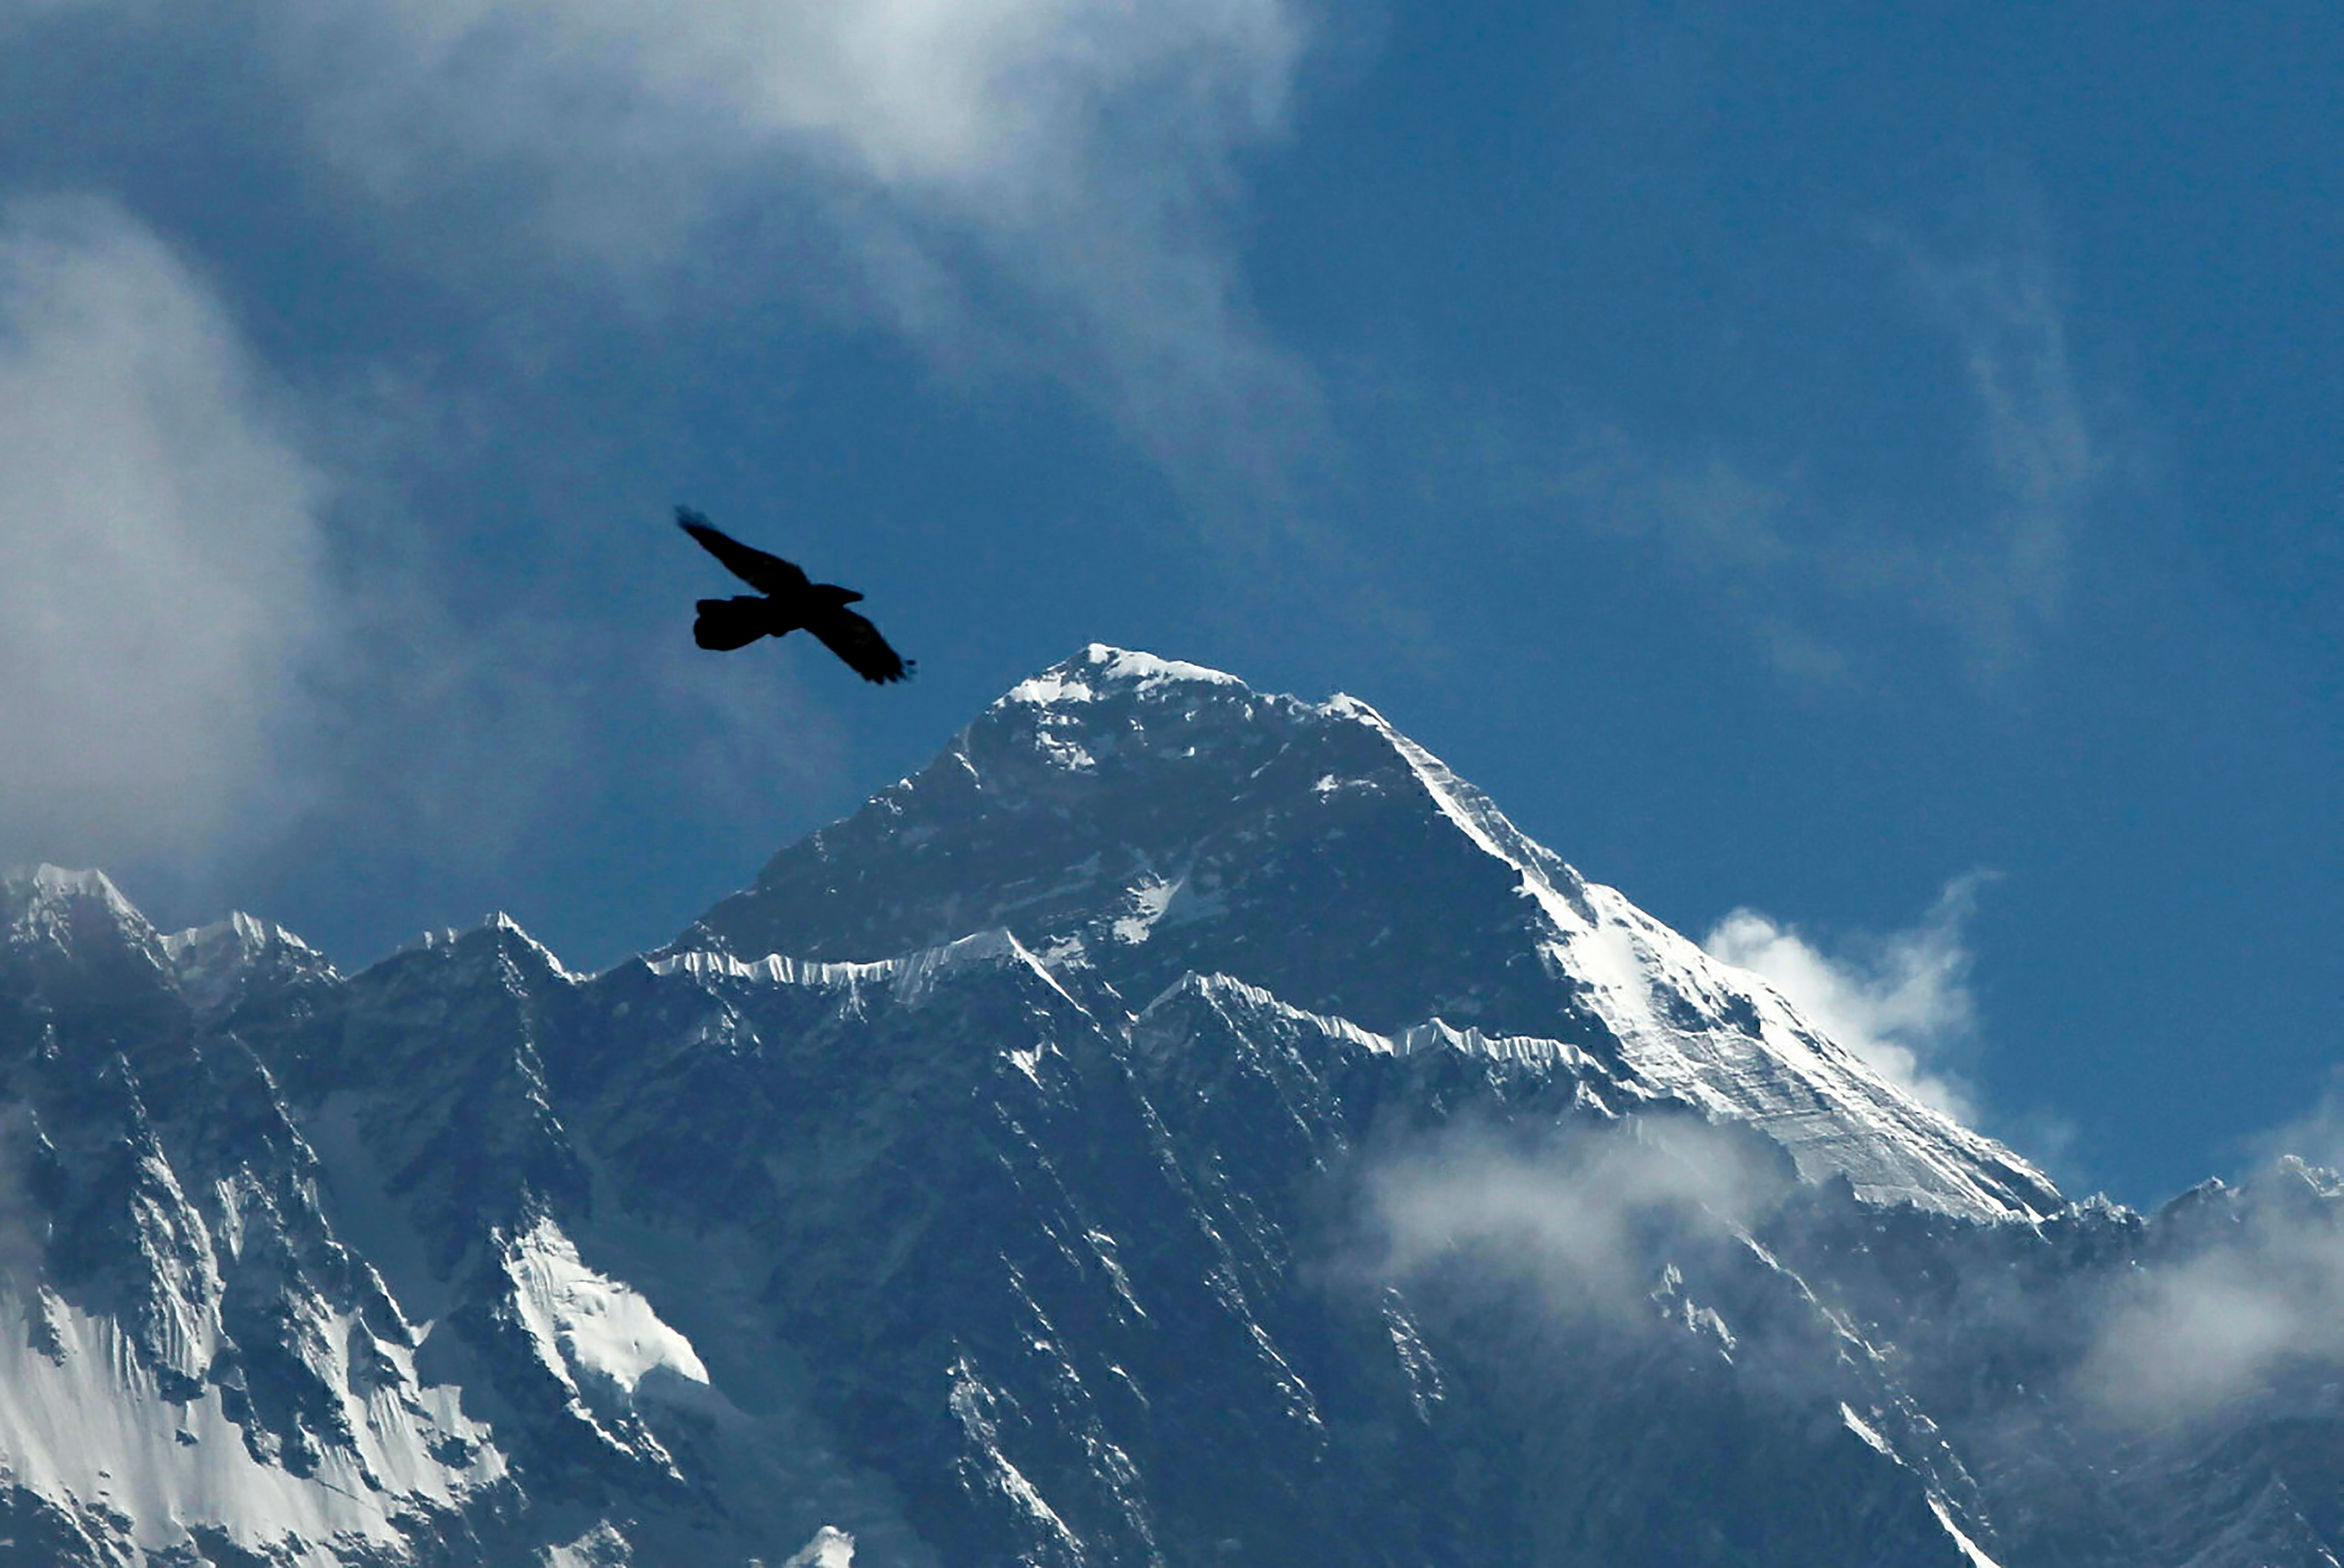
top-left (1078, 644), bottom-right (1245, 691)
top-left (1032, 729), bottom-right (1098, 772)
top-left (1928, 1494), bottom-right (2007, 1568)
top-left (506, 1217), bottom-right (709, 1400)
top-left (784, 1525), bottom-right (858, 1566)
top-left (1111, 876), bottom-right (1179, 944)
top-left (1840, 1402), bottom-right (1896, 1457)
top-left (542, 1521), bottom-right (632, 1566)
top-left (1004, 670), bottom-right (1096, 707)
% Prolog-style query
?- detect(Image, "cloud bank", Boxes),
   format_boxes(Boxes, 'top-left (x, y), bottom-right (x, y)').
top-left (1703, 876), bottom-right (1988, 1120)
top-left (0, 196), bottom-right (333, 870)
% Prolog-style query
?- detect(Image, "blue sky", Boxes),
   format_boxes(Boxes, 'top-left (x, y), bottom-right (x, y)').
top-left (0, 0), bottom-right (2334, 1206)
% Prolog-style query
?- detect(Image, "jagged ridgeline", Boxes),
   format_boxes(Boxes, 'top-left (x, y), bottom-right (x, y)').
top-left (2, 646), bottom-right (2340, 1567)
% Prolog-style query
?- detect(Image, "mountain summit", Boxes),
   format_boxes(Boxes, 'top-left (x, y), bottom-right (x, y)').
top-left (1, 651), bottom-right (2339, 1567)
top-left (687, 644), bottom-right (2054, 1221)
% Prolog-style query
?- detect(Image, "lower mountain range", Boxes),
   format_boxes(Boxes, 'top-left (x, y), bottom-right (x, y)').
top-left (3, 646), bottom-right (2338, 1567)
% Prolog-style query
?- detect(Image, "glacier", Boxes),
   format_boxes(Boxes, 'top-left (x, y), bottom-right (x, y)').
top-left (0, 646), bottom-right (2339, 1565)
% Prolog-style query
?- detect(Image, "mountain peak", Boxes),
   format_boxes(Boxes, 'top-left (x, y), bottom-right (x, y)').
top-left (4, 864), bottom-right (164, 971)
top-left (382, 910), bottom-right (576, 987)
top-left (1002, 644), bottom-right (1251, 709)
top-left (689, 647), bottom-right (2058, 1221)
top-left (161, 910), bottom-right (338, 1019)
top-left (5, 862), bottom-right (142, 924)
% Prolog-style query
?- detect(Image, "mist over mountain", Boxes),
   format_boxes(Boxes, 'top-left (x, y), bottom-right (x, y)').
top-left (2, 647), bottom-right (2340, 1566)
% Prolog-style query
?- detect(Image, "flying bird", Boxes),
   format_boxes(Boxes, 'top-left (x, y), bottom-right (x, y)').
top-left (676, 507), bottom-right (913, 684)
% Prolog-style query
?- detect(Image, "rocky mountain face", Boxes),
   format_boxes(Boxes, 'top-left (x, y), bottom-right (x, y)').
top-left (1, 646), bottom-right (2340, 1567)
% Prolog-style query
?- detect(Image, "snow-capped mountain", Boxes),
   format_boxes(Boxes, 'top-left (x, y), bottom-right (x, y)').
top-left (684, 646), bottom-right (2052, 1222)
top-left (2, 647), bottom-right (2341, 1567)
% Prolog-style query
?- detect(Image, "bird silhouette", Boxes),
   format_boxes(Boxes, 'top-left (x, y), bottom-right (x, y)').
top-left (676, 507), bottom-right (914, 684)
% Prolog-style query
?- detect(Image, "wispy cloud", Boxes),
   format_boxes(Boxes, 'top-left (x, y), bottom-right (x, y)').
top-left (2252, 1070), bottom-right (2344, 1175)
top-left (0, 195), bottom-right (332, 871)
top-left (1702, 875), bottom-right (1990, 1121)
top-left (1411, 229), bottom-right (2112, 684)
top-left (1872, 230), bottom-right (2102, 669)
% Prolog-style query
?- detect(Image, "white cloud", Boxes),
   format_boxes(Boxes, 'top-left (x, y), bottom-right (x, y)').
top-left (0, 193), bottom-right (852, 933)
top-left (258, 0), bottom-right (1320, 479)
top-left (1366, 1119), bottom-right (1784, 1325)
top-left (1703, 876), bottom-right (1988, 1121)
top-left (306, 0), bottom-right (1302, 200)
top-left (0, 0), bottom-right (1326, 529)
top-left (2073, 1085), bottom-right (2344, 1431)
top-left (0, 196), bottom-right (333, 870)
top-left (2254, 1070), bottom-right (2344, 1175)
top-left (2077, 1162), bottom-right (2344, 1429)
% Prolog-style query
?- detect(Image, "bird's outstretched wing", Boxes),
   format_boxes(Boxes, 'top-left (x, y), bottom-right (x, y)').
top-left (676, 507), bottom-right (810, 597)
top-left (807, 607), bottom-right (915, 684)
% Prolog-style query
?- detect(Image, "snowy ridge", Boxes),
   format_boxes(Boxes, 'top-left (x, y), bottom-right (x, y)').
top-left (1571, 881), bottom-right (2057, 1219)
top-left (1156, 971), bottom-right (1610, 1075)
top-left (483, 910), bottom-right (581, 983)
top-left (652, 925), bottom-right (1072, 1010)
top-left (160, 910), bottom-right (321, 967)
top-left (1340, 698), bottom-right (1586, 893)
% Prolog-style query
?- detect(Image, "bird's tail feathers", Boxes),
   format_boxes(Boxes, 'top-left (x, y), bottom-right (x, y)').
top-left (693, 597), bottom-right (775, 652)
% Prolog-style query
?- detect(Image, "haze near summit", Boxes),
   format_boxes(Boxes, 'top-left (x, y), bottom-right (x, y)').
top-left (0, 1), bottom-right (2335, 1208)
